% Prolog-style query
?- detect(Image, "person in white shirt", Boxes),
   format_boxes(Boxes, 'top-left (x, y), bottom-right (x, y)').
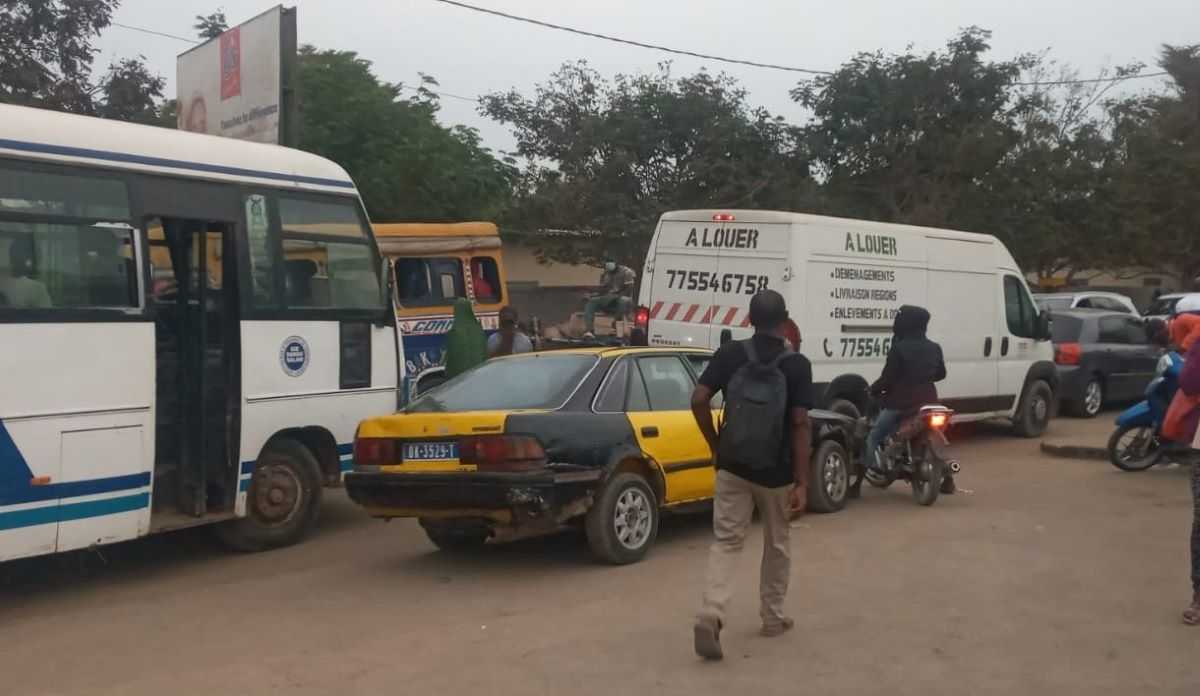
top-left (488, 306), bottom-right (533, 357)
top-left (0, 237), bottom-right (51, 309)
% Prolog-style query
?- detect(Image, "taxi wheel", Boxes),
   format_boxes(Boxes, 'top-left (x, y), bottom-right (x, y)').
top-left (217, 438), bottom-right (322, 552)
top-left (586, 473), bottom-right (659, 565)
top-left (807, 440), bottom-right (850, 514)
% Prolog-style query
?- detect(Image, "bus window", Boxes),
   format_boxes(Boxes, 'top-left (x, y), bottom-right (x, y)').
top-left (277, 196), bottom-right (382, 310)
top-left (395, 257), bottom-right (465, 307)
top-left (470, 256), bottom-right (501, 303)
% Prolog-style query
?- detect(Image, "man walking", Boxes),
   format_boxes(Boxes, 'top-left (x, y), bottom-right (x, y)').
top-left (689, 290), bottom-right (813, 660)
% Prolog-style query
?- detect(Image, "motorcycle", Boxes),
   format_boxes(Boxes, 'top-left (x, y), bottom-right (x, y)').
top-left (1107, 351), bottom-right (1183, 471)
top-left (858, 404), bottom-right (960, 506)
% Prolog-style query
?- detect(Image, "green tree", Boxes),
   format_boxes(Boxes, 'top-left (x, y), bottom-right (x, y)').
top-left (297, 46), bottom-right (514, 221)
top-left (97, 56), bottom-right (165, 125)
top-left (481, 61), bottom-right (814, 268)
top-left (792, 28), bottom-right (1037, 229)
top-left (0, 0), bottom-right (118, 113)
top-left (193, 10), bottom-right (227, 40)
top-left (1108, 45), bottom-right (1200, 287)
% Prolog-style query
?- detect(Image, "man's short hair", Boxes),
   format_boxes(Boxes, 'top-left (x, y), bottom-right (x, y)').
top-left (749, 289), bottom-right (788, 329)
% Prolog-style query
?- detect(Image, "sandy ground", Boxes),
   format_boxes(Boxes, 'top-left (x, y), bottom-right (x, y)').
top-left (1, 417), bottom-right (1196, 696)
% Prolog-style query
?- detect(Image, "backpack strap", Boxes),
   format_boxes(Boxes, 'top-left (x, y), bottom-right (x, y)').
top-left (742, 337), bottom-right (792, 368)
top-left (741, 338), bottom-right (759, 364)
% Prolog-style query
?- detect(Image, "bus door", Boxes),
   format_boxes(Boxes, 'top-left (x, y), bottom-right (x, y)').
top-left (148, 217), bottom-right (238, 525)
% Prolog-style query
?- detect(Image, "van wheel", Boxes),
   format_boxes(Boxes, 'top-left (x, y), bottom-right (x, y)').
top-left (585, 473), bottom-right (659, 565)
top-left (217, 438), bottom-right (322, 552)
top-left (1013, 380), bottom-right (1053, 438)
top-left (807, 440), bottom-right (850, 513)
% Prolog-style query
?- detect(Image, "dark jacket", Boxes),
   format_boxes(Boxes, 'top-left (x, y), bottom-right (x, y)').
top-left (870, 305), bottom-right (947, 412)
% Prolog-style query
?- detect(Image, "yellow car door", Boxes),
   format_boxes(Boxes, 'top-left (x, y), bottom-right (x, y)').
top-left (624, 355), bottom-right (715, 504)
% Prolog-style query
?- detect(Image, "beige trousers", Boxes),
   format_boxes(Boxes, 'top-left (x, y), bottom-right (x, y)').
top-left (699, 469), bottom-right (792, 626)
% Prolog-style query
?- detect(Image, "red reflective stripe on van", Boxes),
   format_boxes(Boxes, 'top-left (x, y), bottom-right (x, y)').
top-left (699, 305), bottom-right (720, 324)
top-left (721, 308), bottom-right (738, 326)
top-left (740, 313), bottom-right (753, 328)
top-left (681, 304), bottom-right (700, 323)
top-left (649, 301), bottom-right (664, 318)
top-left (665, 303), bottom-right (682, 321)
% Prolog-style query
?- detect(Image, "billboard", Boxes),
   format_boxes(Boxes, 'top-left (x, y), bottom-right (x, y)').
top-left (176, 5), bottom-right (296, 145)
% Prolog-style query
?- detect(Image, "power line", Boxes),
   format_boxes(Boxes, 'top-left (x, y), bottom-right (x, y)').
top-left (431, 0), bottom-right (1171, 87)
top-left (111, 21), bottom-right (200, 44)
top-left (430, 0), bottom-right (833, 75)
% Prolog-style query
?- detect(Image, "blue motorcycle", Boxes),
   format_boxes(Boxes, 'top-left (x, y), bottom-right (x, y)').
top-left (1107, 351), bottom-right (1183, 471)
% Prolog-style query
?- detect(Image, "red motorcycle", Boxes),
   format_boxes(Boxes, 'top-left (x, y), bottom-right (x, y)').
top-left (860, 405), bottom-right (959, 506)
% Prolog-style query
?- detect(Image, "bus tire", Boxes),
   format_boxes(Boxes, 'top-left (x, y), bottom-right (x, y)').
top-left (217, 438), bottom-right (323, 552)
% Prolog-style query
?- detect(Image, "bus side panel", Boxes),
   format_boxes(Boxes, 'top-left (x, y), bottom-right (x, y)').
top-left (0, 323), bottom-right (154, 562)
top-left (398, 311), bottom-right (499, 399)
top-left (237, 320), bottom-right (397, 511)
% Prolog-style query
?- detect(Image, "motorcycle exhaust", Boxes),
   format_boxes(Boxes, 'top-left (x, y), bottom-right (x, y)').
top-left (947, 459), bottom-right (962, 474)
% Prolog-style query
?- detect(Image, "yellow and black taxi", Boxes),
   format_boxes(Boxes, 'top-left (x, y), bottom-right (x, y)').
top-left (345, 347), bottom-right (856, 564)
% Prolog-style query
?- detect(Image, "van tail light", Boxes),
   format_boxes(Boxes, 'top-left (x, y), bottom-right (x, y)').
top-left (1055, 342), bottom-right (1082, 366)
top-left (459, 435), bottom-right (547, 472)
top-left (353, 437), bottom-right (398, 467)
top-left (635, 305), bottom-right (650, 328)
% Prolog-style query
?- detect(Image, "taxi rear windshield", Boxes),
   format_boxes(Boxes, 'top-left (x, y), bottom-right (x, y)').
top-left (408, 354), bottom-right (597, 412)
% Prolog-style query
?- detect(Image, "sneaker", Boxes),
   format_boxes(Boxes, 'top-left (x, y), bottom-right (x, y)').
top-left (693, 616), bottom-right (723, 660)
top-left (761, 617), bottom-right (795, 637)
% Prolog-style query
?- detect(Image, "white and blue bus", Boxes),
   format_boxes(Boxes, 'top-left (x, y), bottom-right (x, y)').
top-left (0, 104), bottom-right (401, 562)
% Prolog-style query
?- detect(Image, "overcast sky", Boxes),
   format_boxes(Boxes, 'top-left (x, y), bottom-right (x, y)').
top-left (95, 0), bottom-right (1194, 154)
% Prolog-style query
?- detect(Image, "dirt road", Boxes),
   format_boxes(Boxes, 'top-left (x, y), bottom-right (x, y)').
top-left (2, 419), bottom-right (1196, 695)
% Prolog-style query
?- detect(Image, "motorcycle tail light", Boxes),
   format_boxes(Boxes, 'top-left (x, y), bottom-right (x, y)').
top-left (928, 412), bottom-right (949, 430)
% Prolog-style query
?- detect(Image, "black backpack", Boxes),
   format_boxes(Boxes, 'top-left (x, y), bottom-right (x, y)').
top-left (718, 340), bottom-right (790, 470)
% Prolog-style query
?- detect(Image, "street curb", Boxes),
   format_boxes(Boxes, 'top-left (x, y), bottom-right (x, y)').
top-left (1040, 442), bottom-right (1108, 461)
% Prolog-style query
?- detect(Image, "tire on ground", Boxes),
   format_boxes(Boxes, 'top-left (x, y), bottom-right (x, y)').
top-left (585, 472), bottom-right (659, 565)
top-left (217, 437), bottom-right (323, 552)
top-left (807, 439), bottom-right (850, 514)
top-left (1067, 376), bottom-right (1104, 419)
top-left (1013, 379), bottom-right (1054, 438)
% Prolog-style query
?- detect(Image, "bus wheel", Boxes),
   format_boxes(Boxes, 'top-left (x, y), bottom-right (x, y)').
top-left (217, 438), bottom-right (323, 552)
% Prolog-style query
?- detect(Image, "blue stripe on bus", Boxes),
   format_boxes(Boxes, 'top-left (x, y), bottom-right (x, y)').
top-left (238, 444), bottom-right (353, 482)
top-left (0, 137), bottom-right (356, 190)
top-left (0, 472), bottom-right (151, 506)
top-left (0, 493), bottom-right (150, 531)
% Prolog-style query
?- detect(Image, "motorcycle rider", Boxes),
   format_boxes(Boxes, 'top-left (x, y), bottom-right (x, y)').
top-left (865, 305), bottom-right (952, 492)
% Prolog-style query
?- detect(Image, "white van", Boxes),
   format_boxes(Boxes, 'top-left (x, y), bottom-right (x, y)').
top-left (635, 210), bottom-right (1057, 436)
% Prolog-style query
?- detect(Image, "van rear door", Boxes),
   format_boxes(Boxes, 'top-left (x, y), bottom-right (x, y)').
top-left (646, 218), bottom-right (721, 348)
top-left (712, 221), bottom-right (790, 342)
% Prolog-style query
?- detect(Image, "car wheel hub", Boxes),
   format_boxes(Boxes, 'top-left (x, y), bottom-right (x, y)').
top-left (613, 488), bottom-right (652, 550)
top-left (1085, 382), bottom-right (1102, 414)
top-left (823, 451), bottom-right (847, 500)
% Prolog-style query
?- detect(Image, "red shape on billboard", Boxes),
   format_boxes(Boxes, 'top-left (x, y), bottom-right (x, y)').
top-left (220, 28), bottom-right (241, 100)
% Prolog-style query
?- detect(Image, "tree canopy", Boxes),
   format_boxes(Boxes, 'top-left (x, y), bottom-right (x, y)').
top-left (482, 61), bottom-right (814, 267)
top-left (297, 47), bottom-right (515, 222)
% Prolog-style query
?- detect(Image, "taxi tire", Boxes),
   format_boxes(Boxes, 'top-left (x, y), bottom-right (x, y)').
top-left (217, 438), bottom-right (322, 552)
top-left (586, 473), bottom-right (659, 565)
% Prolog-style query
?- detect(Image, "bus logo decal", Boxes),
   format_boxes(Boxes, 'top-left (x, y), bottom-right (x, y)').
top-left (280, 336), bottom-right (310, 377)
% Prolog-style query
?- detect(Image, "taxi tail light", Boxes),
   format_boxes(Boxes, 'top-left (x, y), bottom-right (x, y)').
top-left (353, 437), bottom-right (398, 467)
top-left (459, 435), bottom-right (547, 472)
top-left (1055, 342), bottom-right (1082, 366)
top-left (635, 305), bottom-right (650, 328)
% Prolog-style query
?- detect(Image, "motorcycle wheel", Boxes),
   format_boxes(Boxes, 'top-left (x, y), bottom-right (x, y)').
top-left (911, 443), bottom-right (944, 506)
top-left (1107, 424), bottom-right (1163, 472)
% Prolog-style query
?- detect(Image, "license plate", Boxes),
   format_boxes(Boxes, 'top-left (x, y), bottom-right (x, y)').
top-left (402, 441), bottom-right (459, 462)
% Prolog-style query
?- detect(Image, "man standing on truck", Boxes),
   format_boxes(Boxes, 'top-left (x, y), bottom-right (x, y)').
top-left (689, 290), bottom-right (813, 660)
top-left (582, 258), bottom-right (637, 338)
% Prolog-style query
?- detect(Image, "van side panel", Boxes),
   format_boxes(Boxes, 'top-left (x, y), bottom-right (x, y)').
top-left (801, 220), bottom-right (926, 399)
top-left (923, 238), bottom-right (1002, 412)
top-left (710, 223), bottom-right (791, 344)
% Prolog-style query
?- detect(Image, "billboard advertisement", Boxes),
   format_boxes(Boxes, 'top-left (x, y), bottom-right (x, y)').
top-left (176, 5), bottom-right (296, 145)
